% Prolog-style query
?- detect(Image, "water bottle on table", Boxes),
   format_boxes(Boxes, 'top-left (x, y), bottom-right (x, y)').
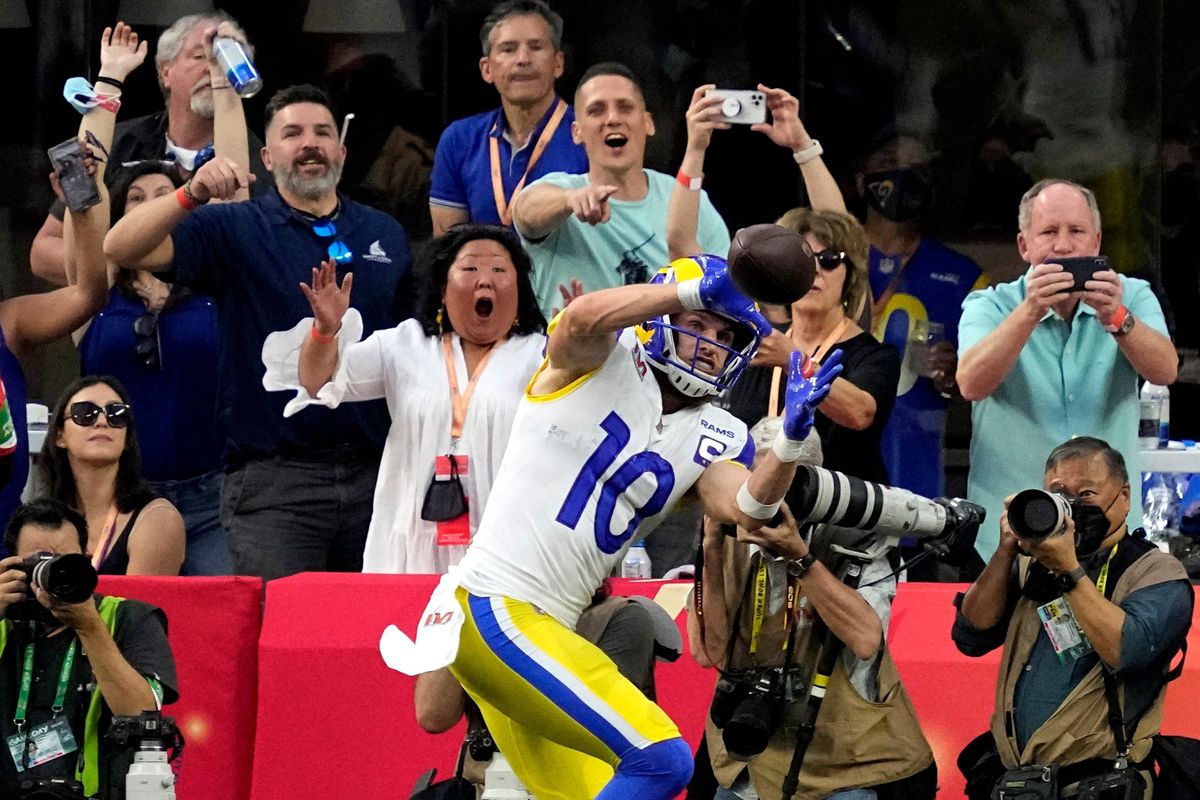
top-left (1140, 383), bottom-right (1168, 449)
top-left (621, 540), bottom-right (653, 578)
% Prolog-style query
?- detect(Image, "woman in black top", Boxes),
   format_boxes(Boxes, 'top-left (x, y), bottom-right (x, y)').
top-left (724, 209), bottom-right (900, 482)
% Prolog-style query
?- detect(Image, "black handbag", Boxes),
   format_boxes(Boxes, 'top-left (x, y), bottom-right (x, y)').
top-left (421, 454), bottom-right (469, 522)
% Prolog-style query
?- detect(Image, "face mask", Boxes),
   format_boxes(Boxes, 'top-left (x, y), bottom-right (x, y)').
top-left (863, 168), bottom-right (931, 222)
top-left (63, 77), bottom-right (108, 115)
top-left (1072, 489), bottom-right (1123, 558)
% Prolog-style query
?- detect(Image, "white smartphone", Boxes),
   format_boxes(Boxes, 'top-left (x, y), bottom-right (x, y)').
top-left (705, 89), bottom-right (766, 125)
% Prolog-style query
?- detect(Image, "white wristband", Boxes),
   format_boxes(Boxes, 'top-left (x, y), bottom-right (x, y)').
top-left (771, 428), bottom-right (807, 463)
top-left (677, 278), bottom-right (703, 311)
top-left (736, 481), bottom-right (782, 521)
top-left (792, 139), bottom-right (824, 165)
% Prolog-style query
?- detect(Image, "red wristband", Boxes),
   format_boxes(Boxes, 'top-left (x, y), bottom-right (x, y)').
top-left (310, 322), bottom-right (338, 344)
top-left (175, 185), bottom-right (202, 211)
top-left (1102, 303), bottom-right (1127, 333)
top-left (676, 170), bottom-right (702, 191)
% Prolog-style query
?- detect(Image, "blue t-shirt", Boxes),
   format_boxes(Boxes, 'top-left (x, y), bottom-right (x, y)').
top-left (429, 98), bottom-right (587, 226)
top-left (869, 239), bottom-right (984, 497)
top-left (168, 189), bottom-right (414, 468)
top-left (79, 288), bottom-right (221, 482)
top-left (0, 324), bottom-right (26, 546)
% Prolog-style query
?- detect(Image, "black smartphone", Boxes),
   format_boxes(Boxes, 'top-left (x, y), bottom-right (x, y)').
top-left (1047, 255), bottom-right (1109, 291)
top-left (47, 137), bottom-right (101, 213)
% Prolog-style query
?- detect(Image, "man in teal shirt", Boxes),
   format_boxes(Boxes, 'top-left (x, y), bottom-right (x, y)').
top-left (513, 62), bottom-right (730, 318)
top-left (957, 179), bottom-right (1177, 557)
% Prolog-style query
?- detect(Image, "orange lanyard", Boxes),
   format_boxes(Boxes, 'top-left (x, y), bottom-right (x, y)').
top-left (767, 318), bottom-right (849, 418)
top-left (442, 334), bottom-right (495, 441)
top-left (90, 504), bottom-right (120, 570)
top-left (488, 98), bottom-right (568, 225)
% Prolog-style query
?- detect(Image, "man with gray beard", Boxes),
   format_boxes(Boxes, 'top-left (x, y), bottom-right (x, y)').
top-left (31, 12), bottom-right (272, 284)
top-left (103, 84), bottom-right (415, 579)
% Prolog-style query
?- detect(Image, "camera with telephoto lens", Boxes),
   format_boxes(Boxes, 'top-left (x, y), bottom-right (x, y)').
top-left (710, 668), bottom-right (787, 761)
top-left (1007, 489), bottom-right (1110, 547)
top-left (19, 778), bottom-right (85, 800)
top-left (108, 712), bottom-right (183, 800)
top-left (5, 553), bottom-right (98, 621)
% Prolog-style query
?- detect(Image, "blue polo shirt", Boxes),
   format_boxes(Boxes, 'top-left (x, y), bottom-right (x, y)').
top-left (429, 97), bottom-right (587, 225)
top-left (870, 239), bottom-right (985, 497)
top-left (958, 273), bottom-right (1167, 556)
top-left (169, 188), bottom-right (414, 468)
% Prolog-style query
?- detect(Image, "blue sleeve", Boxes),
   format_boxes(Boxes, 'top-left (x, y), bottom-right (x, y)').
top-left (1123, 278), bottom-right (1170, 337)
top-left (429, 122), bottom-right (468, 209)
top-left (1117, 579), bottom-right (1194, 673)
top-left (169, 205), bottom-right (230, 295)
top-left (957, 287), bottom-right (1010, 356)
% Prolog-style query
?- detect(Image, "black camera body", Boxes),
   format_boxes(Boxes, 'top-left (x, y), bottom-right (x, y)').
top-left (5, 553), bottom-right (98, 622)
top-left (107, 711), bottom-right (181, 751)
top-left (710, 669), bottom-right (788, 761)
top-left (19, 777), bottom-right (85, 799)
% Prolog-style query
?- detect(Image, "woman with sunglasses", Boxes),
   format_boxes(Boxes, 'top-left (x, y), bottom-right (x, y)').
top-left (65, 21), bottom-right (252, 575)
top-left (667, 86), bottom-right (899, 482)
top-left (262, 224), bottom-right (546, 573)
top-left (37, 376), bottom-right (185, 575)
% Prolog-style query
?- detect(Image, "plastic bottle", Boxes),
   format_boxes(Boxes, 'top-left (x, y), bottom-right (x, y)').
top-left (1144, 472), bottom-right (1176, 549)
top-left (482, 752), bottom-right (533, 800)
top-left (1139, 383), bottom-right (1166, 449)
top-left (621, 540), bottom-right (653, 578)
top-left (212, 38), bottom-right (263, 98)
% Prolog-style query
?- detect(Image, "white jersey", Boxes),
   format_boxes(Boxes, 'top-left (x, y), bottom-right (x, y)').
top-left (457, 329), bottom-right (754, 628)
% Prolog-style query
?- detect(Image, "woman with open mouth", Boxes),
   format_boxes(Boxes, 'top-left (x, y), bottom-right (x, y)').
top-left (261, 224), bottom-right (547, 573)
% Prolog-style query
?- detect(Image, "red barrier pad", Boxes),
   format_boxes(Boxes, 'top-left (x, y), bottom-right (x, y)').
top-left (96, 576), bottom-right (263, 800)
top-left (889, 583), bottom-right (1200, 800)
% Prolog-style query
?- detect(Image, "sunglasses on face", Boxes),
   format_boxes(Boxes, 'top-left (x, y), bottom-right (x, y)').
top-left (311, 218), bottom-right (353, 265)
top-left (133, 312), bottom-right (161, 369)
top-left (815, 250), bottom-right (847, 271)
top-left (68, 401), bottom-right (130, 428)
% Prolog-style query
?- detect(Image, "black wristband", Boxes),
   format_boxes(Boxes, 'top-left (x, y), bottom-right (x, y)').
top-left (95, 76), bottom-right (124, 91)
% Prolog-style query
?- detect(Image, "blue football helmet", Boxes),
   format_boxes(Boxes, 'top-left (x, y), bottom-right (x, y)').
top-left (635, 255), bottom-right (765, 398)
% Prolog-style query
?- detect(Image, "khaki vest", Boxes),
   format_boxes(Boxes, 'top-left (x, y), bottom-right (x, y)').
top-left (991, 544), bottom-right (1188, 769)
top-left (707, 543), bottom-right (932, 799)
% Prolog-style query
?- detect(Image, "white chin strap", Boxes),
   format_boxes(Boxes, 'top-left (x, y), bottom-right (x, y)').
top-left (646, 354), bottom-right (719, 398)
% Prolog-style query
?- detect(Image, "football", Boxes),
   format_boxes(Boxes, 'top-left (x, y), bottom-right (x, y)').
top-left (727, 224), bottom-right (816, 305)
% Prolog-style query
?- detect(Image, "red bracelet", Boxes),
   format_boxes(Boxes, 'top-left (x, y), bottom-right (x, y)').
top-left (1102, 303), bottom-right (1127, 333)
top-left (676, 170), bottom-right (702, 191)
top-left (175, 185), bottom-right (202, 211)
top-left (310, 322), bottom-right (338, 344)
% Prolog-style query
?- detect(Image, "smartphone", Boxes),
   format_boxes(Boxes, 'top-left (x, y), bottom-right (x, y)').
top-left (47, 137), bottom-right (101, 213)
top-left (1047, 255), bottom-right (1109, 291)
top-left (705, 89), bottom-right (767, 125)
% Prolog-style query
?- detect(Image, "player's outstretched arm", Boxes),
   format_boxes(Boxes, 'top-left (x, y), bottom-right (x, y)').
top-left (696, 350), bottom-right (842, 529)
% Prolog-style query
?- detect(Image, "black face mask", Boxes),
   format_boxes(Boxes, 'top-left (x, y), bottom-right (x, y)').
top-left (1072, 501), bottom-right (1114, 559)
top-left (863, 168), bottom-right (932, 222)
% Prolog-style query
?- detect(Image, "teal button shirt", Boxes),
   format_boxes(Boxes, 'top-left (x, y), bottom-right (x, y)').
top-left (958, 273), bottom-right (1167, 556)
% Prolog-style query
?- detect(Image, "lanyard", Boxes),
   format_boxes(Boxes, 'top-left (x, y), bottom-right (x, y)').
top-left (1095, 541), bottom-right (1119, 597)
top-left (14, 639), bottom-right (78, 731)
top-left (767, 318), bottom-right (849, 418)
top-left (442, 334), bottom-right (495, 441)
top-left (90, 505), bottom-right (120, 571)
top-left (488, 99), bottom-right (568, 225)
top-left (748, 558), bottom-right (801, 655)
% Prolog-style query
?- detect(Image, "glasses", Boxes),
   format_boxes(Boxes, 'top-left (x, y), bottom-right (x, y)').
top-left (68, 401), bottom-right (130, 428)
top-left (311, 218), bottom-right (353, 265)
top-left (133, 313), bottom-right (161, 369)
top-left (814, 250), bottom-right (848, 271)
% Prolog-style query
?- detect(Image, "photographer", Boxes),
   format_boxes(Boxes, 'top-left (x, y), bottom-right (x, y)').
top-left (0, 499), bottom-right (177, 799)
top-left (689, 418), bottom-right (935, 800)
top-left (953, 437), bottom-right (1192, 800)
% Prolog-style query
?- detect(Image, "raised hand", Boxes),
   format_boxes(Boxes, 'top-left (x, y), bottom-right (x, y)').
top-left (567, 184), bottom-right (617, 225)
top-left (300, 259), bottom-right (353, 337)
top-left (98, 22), bottom-right (148, 82)
top-left (551, 277), bottom-right (585, 318)
top-left (750, 84), bottom-right (811, 152)
top-left (782, 348), bottom-right (843, 441)
top-left (685, 85), bottom-right (731, 154)
top-left (202, 20), bottom-right (251, 65)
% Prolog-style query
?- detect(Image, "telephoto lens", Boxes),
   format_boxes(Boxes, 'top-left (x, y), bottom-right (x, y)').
top-left (1008, 489), bottom-right (1072, 543)
top-left (27, 553), bottom-right (98, 604)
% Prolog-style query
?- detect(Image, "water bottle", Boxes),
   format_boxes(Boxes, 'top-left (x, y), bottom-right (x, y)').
top-left (1139, 383), bottom-right (1165, 449)
top-left (482, 752), bottom-right (533, 800)
top-left (621, 540), bottom-right (653, 578)
top-left (212, 38), bottom-right (262, 98)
